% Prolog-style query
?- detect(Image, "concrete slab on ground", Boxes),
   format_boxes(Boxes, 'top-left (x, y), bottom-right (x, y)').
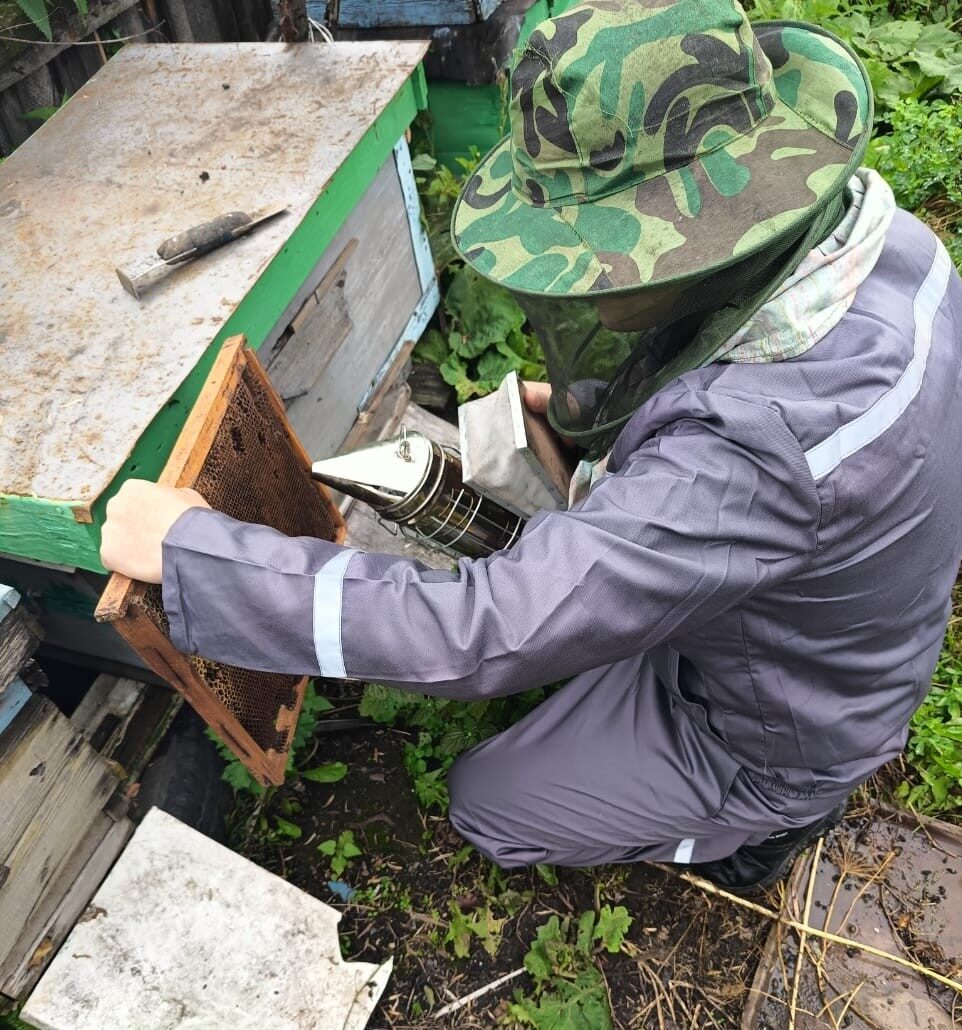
top-left (22, 807), bottom-right (391, 1030)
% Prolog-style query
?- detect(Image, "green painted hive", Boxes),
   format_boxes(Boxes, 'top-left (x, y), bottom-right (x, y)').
top-left (0, 41), bottom-right (433, 574)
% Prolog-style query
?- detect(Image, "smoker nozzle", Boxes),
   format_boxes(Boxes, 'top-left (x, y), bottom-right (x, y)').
top-left (312, 430), bottom-right (525, 559)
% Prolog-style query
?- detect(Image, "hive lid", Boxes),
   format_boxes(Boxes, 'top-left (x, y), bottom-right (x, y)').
top-left (0, 40), bottom-right (428, 513)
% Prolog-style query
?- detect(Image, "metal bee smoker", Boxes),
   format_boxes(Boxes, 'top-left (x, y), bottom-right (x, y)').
top-left (311, 428), bottom-right (526, 559)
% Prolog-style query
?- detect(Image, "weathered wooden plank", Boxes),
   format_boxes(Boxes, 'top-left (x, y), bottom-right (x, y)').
top-left (49, 35), bottom-right (107, 96)
top-left (266, 239), bottom-right (357, 404)
top-left (70, 673), bottom-right (181, 781)
top-left (0, 694), bottom-right (120, 857)
top-left (181, 0), bottom-right (222, 39)
top-left (0, 813), bottom-right (133, 1000)
top-left (326, 0), bottom-right (542, 84)
top-left (0, 697), bottom-right (122, 973)
top-left (208, 0), bottom-right (272, 41)
top-left (71, 675), bottom-right (146, 748)
top-left (264, 153), bottom-right (424, 461)
top-left (0, 605), bottom-right (40, 694)
top-left (103, 683), bottom-right (180, 780)
top-left (409, 361), bottom-right (454, 411)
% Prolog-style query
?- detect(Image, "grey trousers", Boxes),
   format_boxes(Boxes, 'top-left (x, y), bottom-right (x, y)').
top-left (447, 653), bottom-right (845, 868)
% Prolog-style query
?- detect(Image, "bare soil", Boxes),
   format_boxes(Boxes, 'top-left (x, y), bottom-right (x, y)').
top-left (235, 694), bottom-right (774, 1029)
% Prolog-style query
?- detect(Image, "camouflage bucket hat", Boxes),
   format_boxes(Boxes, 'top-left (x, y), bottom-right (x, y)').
top-left (452, 0), bottom-right (873, 297)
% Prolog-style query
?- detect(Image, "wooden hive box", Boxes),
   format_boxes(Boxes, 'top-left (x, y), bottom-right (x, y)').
top-left (329, 0), bottom-right (581, 170)
top-left (0, 40), bottom-right (435, 667)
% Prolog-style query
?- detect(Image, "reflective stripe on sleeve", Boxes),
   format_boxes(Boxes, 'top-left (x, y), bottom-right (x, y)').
top-left (312, 548), bottom-right (357, 679)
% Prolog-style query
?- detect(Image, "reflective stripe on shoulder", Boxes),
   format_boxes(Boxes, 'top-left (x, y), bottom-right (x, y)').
top-left (804, 242), bottom-right (953, 482)
top-left (312, 548), bottom-right (357, 679)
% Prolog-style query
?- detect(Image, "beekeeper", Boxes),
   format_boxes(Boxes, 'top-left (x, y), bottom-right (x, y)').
top-left (102, 0), bottom-right (962, 893)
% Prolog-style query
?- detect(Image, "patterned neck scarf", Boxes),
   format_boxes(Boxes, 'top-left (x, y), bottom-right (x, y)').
top-left (568, 168), bottom-right (897, 506)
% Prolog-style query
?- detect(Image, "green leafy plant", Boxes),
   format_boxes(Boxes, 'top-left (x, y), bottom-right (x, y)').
top-left (15, 0), bottom-right (88, 42)
top-left (746, 0), bottom-right (962, 112)
top-left (20, 92), bottom-right (70, 124)
top-left (444, 901), bottom-right (505, 959)
top-left (318, 829), bottom-right (362, 877)
top-left (867, 98), bottom-right (962, 267)
top-left (301, 761), bottom-right (348, 783)
top-left (411, 150), bottom-right (480, 274)
top-left (207, 681), bottom-right (338, 798)
top-left (360, 683), bottom-right (550, 812)
top-left (415, 266), bottom-right (548, 403)
top-left (899, 622), bottom-right (962, 814)
top-left (505, 910), bottom-right (632, 1030)
top-left (411, 149), bottom-right (548, 404)
top-left (0, 1009), bottom-right (31, 1030)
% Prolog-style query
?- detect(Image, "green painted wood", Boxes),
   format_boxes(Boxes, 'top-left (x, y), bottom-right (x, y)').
top-left (0, 69), bottom-right (427, 573)
top-left (427, 0), bottom-right (553, 169)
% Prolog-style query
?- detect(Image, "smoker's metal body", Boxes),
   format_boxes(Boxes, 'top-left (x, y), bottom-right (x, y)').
top-left (313, 430), bottom-right (525, 559)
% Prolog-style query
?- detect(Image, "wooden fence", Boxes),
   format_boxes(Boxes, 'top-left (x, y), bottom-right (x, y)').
top-left (0, 0), bottom-right (273, 155)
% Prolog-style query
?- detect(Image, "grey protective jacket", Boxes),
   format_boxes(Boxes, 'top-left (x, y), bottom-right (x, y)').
top-left (163, 211), bottom-right (962, 819)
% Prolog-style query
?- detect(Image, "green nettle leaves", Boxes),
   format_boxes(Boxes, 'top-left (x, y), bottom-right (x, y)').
top-left (508, 909), bottom-right (632, 1030)
top-left (318, 830), bottom-right (362, 878)
top-left (852, 16), bottom-right (962, 108)
top-left (359, 683), bottom-right (552, 814)
top-left (15, 0), bottom-right (52, 40)
top-left (867, 98), bottom-right (962, 268)
top-left (898, 644), bottom-right (962, 814)
top-left (15, 0), bottom-right (88, 41)
top-left (444, 902), bottom-right (505, 959)
top-left (592, 905), bottom-right (633, 954)
top-left (301, 762), bottom-right (348, 783)
top-left (746, 0), bottom-right (962, 112)
top-left (413, 266), bottom-right (547, 404)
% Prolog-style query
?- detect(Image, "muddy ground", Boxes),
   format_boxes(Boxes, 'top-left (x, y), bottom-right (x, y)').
top-left (233, 702), bottom-right (777, 1029)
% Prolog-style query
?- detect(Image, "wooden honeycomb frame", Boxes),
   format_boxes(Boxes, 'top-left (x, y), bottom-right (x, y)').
top-left (96, 335), bottom-right (345, 786)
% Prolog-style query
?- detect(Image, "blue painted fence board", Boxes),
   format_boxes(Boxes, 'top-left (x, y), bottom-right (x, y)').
top-left (0, 677), bottom-right (31, 736)
top-left (338, 0), bottom-right (506, 28)
top-left (0, 585), bottom-right (19, 621)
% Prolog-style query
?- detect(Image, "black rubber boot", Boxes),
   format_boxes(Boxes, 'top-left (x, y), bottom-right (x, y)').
top-left (691, 802), bottom-right (847, 895)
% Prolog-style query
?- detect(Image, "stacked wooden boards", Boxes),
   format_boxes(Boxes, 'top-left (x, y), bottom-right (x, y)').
top-left (0, 588), bottom-right (132, 1009)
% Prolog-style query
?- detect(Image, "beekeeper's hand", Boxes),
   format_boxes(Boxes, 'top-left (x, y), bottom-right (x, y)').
top-left (101, 480), bottom-right (210, 584)
top-left (522, 381), bottom-right (576, 448)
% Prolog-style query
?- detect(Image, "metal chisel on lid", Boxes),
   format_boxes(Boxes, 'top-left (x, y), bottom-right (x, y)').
top-left (116, 207), bottom-right (288, 300)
